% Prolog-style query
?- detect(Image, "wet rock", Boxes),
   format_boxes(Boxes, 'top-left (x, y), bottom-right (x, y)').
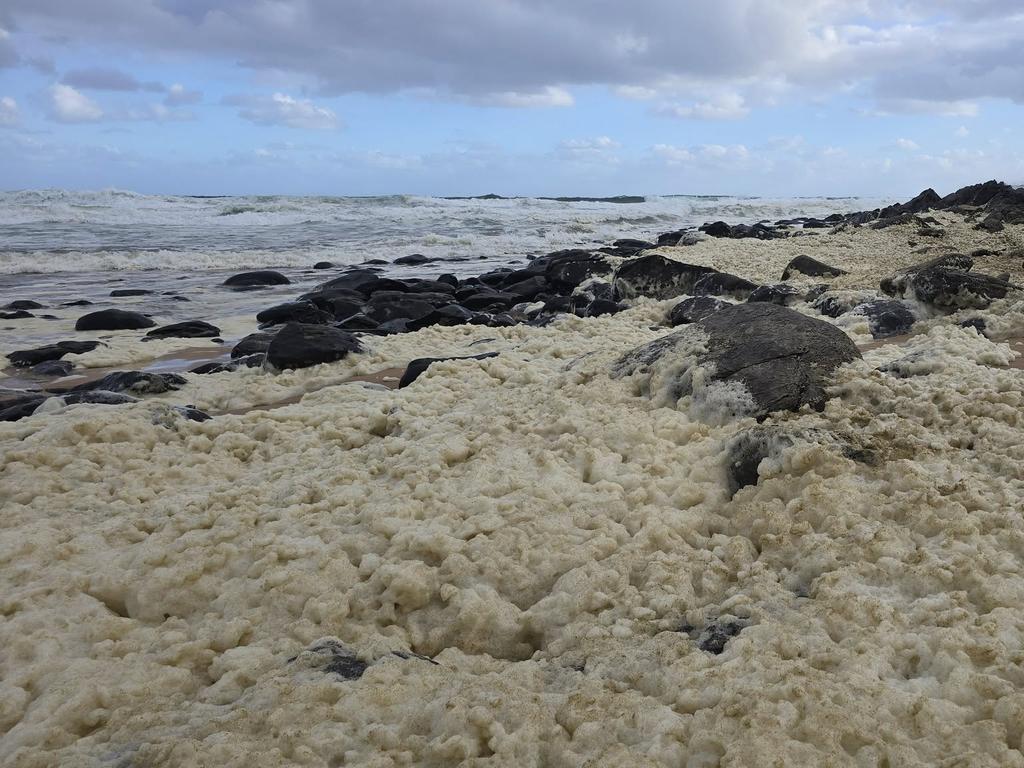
top-left (724, 427), bottom-right (792, 496)
top-left (781, 255), bottom-right (847, 280)
top-left (851, 299), bottom-right (916, 339)
top-left (503, 275), bottom-right (550, 301)
top-left (231, 331), bottom-right (277, 358)
top-left (0, 394), bottom-right (48, 422)
top-left (667, 296), bottom-right (729, 326)
top-left (693, 272), bottom-right (757, 300)
top-left (313, 261), bottom-right (335, 269)
top-left (398, 352), bottom-right (500, 388)
top-left (75, 308), bottom-right (156, 331)
top-left (110, 289), bottom-right (154, 297)
top-left (223, 270), bottom-right (291, 288)
top-left (880, 256), bottom-right (1018, 310)
top-left (436, 273), bottom-right (459, 288)
top-left (579, 298), bottom-right (624, 317)
top-left (191, 354), bottom-right (264, 374)
top-left (256, 301), bottom-right (332, 326)
top-left (747, 284), bottom-right (802, 306)
top-left (700, 221), bottom-right (732, 238)
top-left (5, 300), bottom-right (44, 310)
top-left (62, 391), bottom-right (140, 407)
top-left (336, 313), bottom-right (381, 332)
top-left (145, 320), bottom-right (222, 339)
top-left (32, 360), bottom-right (74, 377)
top-left (0, 311), bottom-right (33, 319)
top-left (460, 291), bottom-right (517, 311)
top-left (614, 254), bottom-right (716, 300)
top-left (68, 371), bottom-right (187, 396)
top-left (960, 317), bottom-right (987, 334)
top-left (697, 620), bottom-right (749, 654)
top-left (614, 303), bottom-right (860, 420)
top-left (406, 304), bottom-right (476, 331)
top-left (394, 254), bottom-right (431, 266)
top-left (975, 214), bottom-right (1005, 233)
top-left (916, 225), bottom-right (945, 238)
top-left (364, 295), bottom-right (435, 324)
top-left (265, 323), bottom-right (362, 371)
top-left (62, 299), bottom-right (93, 307)
top-left (810, 290), bottom-right (875, 318)
top-left (8, 340), bottom-right (101, 367)
top-left (290, 640), bottom-right (367, 680)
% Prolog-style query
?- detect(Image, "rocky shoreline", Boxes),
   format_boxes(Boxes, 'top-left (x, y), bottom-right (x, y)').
top-left (2, 181), bottom-right (1024, 766)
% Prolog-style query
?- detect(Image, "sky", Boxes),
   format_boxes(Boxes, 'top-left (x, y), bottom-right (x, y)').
top-left (0, 0), bottom-right (1023, 197)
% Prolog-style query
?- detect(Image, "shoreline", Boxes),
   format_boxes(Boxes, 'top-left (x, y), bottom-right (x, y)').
top-left (2, 182), bottom-right (1024, 766)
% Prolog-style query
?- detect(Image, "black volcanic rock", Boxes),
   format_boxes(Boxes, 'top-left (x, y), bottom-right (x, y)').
top-left (613, 302), bottom-right (860, 420)
top-left (8, 341), bottom-right (100, 367)
top-left (256, 301), bottom-right (332, 326)
top-left (75, 309), bottom-right (156, 331)
top-left (614, 254), bottom-right (716, 300)
top-left (265, 323), bottom-right (362, 370)
top-left (223, 270), bottom-right (291, 288)
top-left (781, 255), bottom-right (847, 280)
top-left (398, 353), bottom-right (499, 388)
top-left (693, 272), bottom-right (757, 300)
top-left (667, 296), bottom-right (729, 326)
top-left (145, 320), bottom-right (222, 339)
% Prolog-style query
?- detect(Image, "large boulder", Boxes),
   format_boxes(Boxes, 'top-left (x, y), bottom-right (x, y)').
top-left (265, 323), bottom-right (363, 370)
top-left (256, 301), bottom-right (332, 326)
top-left (693, 272), bottom-right (757, 300)
top-left (850, 299), bottom-right (916, 339)
top-left (75, 309), bottom-right (156, 331)
top-left (667, 296), bottom-right (729, 327)
top-left (880, 255), bottom-right (1018, 310)
top-left (232, 331), bottom-right (277, 358)
top-left (613, 303), bottom-right (860, 422)
top-left (614, 254), bottom-right (716, 300)
top-left (223, 270), bottom-right (290, 288)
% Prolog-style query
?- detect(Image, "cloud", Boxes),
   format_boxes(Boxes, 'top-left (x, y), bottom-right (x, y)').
top-left (955, 125), bottom-right (970, 137)
top-left (895, 138), bottom-right (919, 150)
top-left (0, 27), bottom-right (18, 68)
top-left (48, 84), bottom-right (103, 122)
top-left (652, 142), bottom-right (752, 167)
top-left (654, 92), bottom-right (749, 120)
top-left (475, 86), bottom-right (574, 108)
top-left (164, 83), bottom-right (202, 106)
top-left (62, 67), bottom-right (163, 92)
top-left (231, 92), bottom-right (340, 130)
top-left (557, 136), bottom-right (621, 164)
top-left (5, 1), bottom-right (1024, 117)
top-left (0, 96), bottom-right (19, 126)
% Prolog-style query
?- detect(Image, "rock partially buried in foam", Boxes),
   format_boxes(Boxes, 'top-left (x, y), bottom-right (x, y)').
top-left (75, 308), bottom-right (156, 331)
top-left (265, 322), bottom-right (363, 371)
top-left (613, 303), bottom-right (861, 422)
top-left (781, 255), bottom-right (847, 280)
top-left (880, 255), bottom-right (1018, 310)
top-left (7, 340), bottom-right (100, 367)
top-left (613, 254), bottom-right (716, 300)
top-left (667, 296), bottom-right (729, 326)
top-left (398, 353), bottom-right (500, 388)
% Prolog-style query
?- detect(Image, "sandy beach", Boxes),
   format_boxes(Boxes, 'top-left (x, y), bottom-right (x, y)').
top-left (2, 191), bottom-right (1023, 767)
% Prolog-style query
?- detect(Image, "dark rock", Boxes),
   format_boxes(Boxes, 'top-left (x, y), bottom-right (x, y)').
top-left (223, 270), bottom-right (290, 288)
top-left (700, 221), bottom-right (732, 238)
top-left (781, 255), bottom-right (847, 280)
top-left (191, 354), bottom-right (264, 374)
top-left (0, 394), bottom-right (48, 422)
top-left (313, 261), bottom-right (334, 269)
top-left (311, 269), bottom-right (381, 295)
top-left (256, 301), bottom-right (332, 326)
top-left (975, 214), bottom-right (1005, 233)
top-left (110, 289), bottom-right (154, 297)
top-left (613, 238), bottom-right (655, 251)
top-left (614, 254), bottom-right (716, 300)
top-left (725, 427), bottom-right (795, 496)
top-left (960, 317), bottom-right (987, 333)
top-left (75, 309), bottom-right (156, 331)
top-left (394, 254), bottom-right (432, 266)
top-left (177, 406), bottom-right (212, 422)
top-left (336, 313), bottom-right (381, 332)
top-left (461, 291), bottom-right (516, 311)
top-left (916, 226), bottom-right (945, 238)
top-left (377, 319), bottom-right (411, 335)
top-left (581, 298), bottom-right (623, 317)
top-left (8, 340), bottom-right (101, 367)
top-left (68, 371), bottom-right (187, 396)
top-left (145, 320), bottom-right (222, 339)
top-left (693, 272), bottom-right (757, 300)
top-left (364, 295), bottom-right (435, 324)
top-left (697, 621), bottom-right (748, 654)
top-left (881, 256), bottom-right (1018, 310)
top-left (169, 295), bottom-right (191, 302)
top-left (32, 360), bottom-right (74, 377)
top-left (62, 299), bottom-right (93, 307)
top-left (436, 273), bottom-right (459, 288)
top-left (265, 323), bottom-right (362, 370)
top-left (4, 300), bottom-right (44, 310)
top-left (398, 353), bottom-right (500, 388)
top-left (810, 290), bottom-right (874, 318)
top-left (851, 299), bottom-right (916, 338)
top-left (291, 640), bottom-right (367, 680)
top-left (656, 230), bottom-right (686, 246)
top-left (613, 303), bottom-right (861, 420)
top-left (747, 284), bottom-right (802, 306)
top-left (400, 279), bottom-right (457, 295)
top-left (232, 331), bottom-right (277, 358)
top-left (406, 304), bottom-right (476, 331)
top-left (503, 276), bottom-right (549, 301)
top-left (667, 296), bottom-right (729, 326)
top-left (0, 311), bottom-right (33, 319)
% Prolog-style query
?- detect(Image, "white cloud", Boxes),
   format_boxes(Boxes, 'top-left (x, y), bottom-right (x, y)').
top-left (234, 92), bottom-right (339, 130)
top-left (895, 137), bottom-right (919, 150)
top-left (653, 144), bottom-right (695, 165)
top-left (0, 96), bottom-right (19, 126)
top-left (478, 86), bottom-right (574, 108)
top-left (955, 125), bottom-right (970, 137)
top-left (48, 84), bottom-right (103, 122)
top-left (654, 92), bottom-right (749, 120)
top-left (557, 136), bottom-right (621, 164)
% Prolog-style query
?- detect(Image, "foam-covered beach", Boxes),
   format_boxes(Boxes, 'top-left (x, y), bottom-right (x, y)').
top-left (3, 183), bottom-right (1024, 766)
